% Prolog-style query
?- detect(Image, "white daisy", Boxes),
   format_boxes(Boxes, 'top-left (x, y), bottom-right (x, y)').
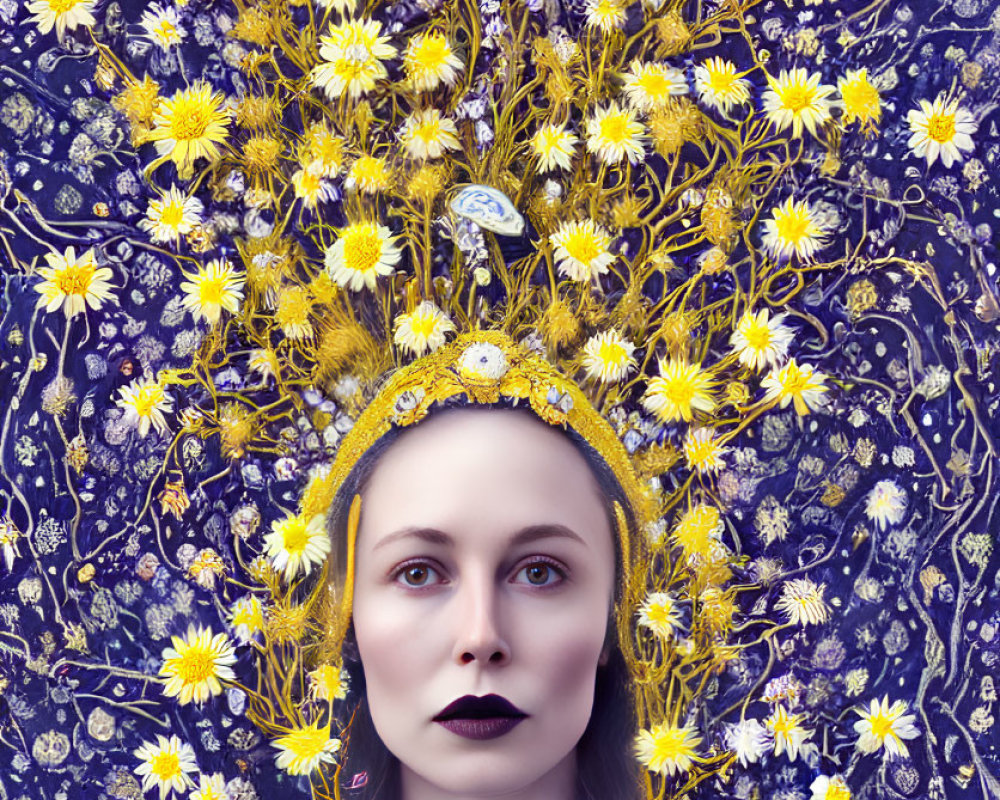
top-left (853, 696), bottom-right (920, 759)
top-left (906, 94), bottom-right (977, 169)
top-left (549, 219), bottom-right (615, 282)
top-left (263, 513), bottom-right (331, 582)
top-left (864, 480), bottom-right (907, 531)
top-left (133, 734), bottom-right (199, 800)
top-left (393, 301), bottom-right (456, 357)
top-left (761, 197), bottom-right (828, 261)
top-left (723, 718), bottom-right (772, 768)
top-left (581, 330), bottom-right (637, 383)
top-left (762, 68), bottom-right (834, 139)
top-left (324, 222), bottom-right (402, 292)
top-left (622, 61), bottom-right (689, 113)
top-left (139, 185), bottom-right (204, 245)
top-left (774, 578), bottom-right (831, 626)
top-left (694, 57), bottom-right (752, 114)
top-left (140, 3), bottom-right (186, 49)
top-left (729, 309), bottom-right (795, 372)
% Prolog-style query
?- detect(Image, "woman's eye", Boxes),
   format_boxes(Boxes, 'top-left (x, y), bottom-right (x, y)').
top-left (516, 562), bottom-right (564, 587)
top-left (395, 563), bottom-right (439, 587)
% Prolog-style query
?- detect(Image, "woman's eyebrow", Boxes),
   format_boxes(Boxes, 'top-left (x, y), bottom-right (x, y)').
top-left (372, 523), bottom-right (586, 551)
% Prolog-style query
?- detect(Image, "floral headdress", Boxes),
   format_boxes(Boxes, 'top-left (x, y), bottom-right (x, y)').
top-left (78, 0), bottom-right (891, 794)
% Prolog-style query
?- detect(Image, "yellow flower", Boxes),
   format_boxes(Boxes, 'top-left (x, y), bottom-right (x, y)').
top-left (853, 696), bottom-right (920, 759)
top-left (403, 31), bottom-right (463, 92)
top-left (180, 259), bottom-right (245, 325)
top-left (586, 102), bottom-right (646, 165)
top-left (581, 330), bottom-right (637, 383)
top-left (398, 108), bottom-right (460, 161)
top-left (311, 19), bottom-right (397, 100)
top-left (275, 286), bottom-right (314, 340)
top-left (302, 122), bottom-right (345, 177)
top-left (636, 591), bottom-right (684, 639)
top-left (694, 57), bottom-right (751, 114)
top-left (837, 68), bottom-right (881, 130)
top-left (642, 358), bottom-right (715, 423)
top-left (264, 513), bottom-right (331, 582)
top-left (228, 595), bottom-right (265, 644)
top-left (623, 60), bottom-right (689, 113)
top-left (584, 0), bottom-right (626, 34)
top-left (133, 734), bottom-right (198, 799)
top-left (346, 154), bottom-right (391, 194)
top-left (27, 0), bottom-right (95, 38)
top-left (324, 222), bottom-right (402, 291)
top-left (775, 578), bottom-right (831, 626)
top-left (672, 504), bottom-right (722, 560)
top-left (810, 775), bottom-right (852, 800)
top-left (531, 123), bottom-right (579, 172)
top-left (116, 377), bottom-right (173, 437)
top-left (683, 427), bottom-right (727, 474)
top-left (149, 82), bottom-right (230, 179)
top-left (308, 663), bottom-right (350, 702)
top-left (273, 722), bottom-right (342, 776)
top-left (549, 219), bottom-right (615, 282)
top-left (191, 773), bottom-right (227, 800)
top-left (762, 68), bottom-right (834, 139)
top-left (761, 197), bottom-right (828, 261)
top-left (291, 165), bottom-right (334, 208)
top-left (140, 3), bottom-right (185, 49)
top-left (729, 309), bottom-right (795, 372)
top-left (34, 246), bottom-right (115, 318)
top-left (767, 705), bottom-right (815, 762)
top-left (139, 185), bottom-right (204, 245)
top-left (159, 625), bottom-right (237, 706)
top-left (907, 93), bottom-right (977, 169)
top-left (634, 722), bottom-right (701, 777)
top-left (761, 358), bottom-right (829, 416)
top-left (393, 301), bottom-right (456, 357)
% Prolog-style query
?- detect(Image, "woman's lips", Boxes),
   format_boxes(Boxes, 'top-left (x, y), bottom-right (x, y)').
top-left (436, 716), bottom-right (525, 740)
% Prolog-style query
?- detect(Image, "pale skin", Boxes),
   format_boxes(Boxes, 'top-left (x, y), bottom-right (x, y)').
top-left (351, 408), bottom-right (616, 800)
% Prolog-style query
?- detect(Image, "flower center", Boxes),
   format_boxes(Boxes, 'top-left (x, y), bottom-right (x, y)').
top-left (776, 210), bottom-right (811, 243)
top-left (742, 322), bottom-right (771, 350)
top-left (159, 202), bottom-right (185, 228)
top-left (54, 262), bottom-right (96, 297)
top-left (48, 0), bottom-right (84, 14)
top-left (199, 278), bottom-right (227, 305)
top-left (781, 85), bottom-right (814, 113)
top-left (599, 114), bottom-right (631, 144)
top-left (709, 70), bottom-right (736, 93)
top-left (564, 231), bottom-right (602, 264)
top-left (176, 647), bottom-right (216, 683)
top-left (343, 229), bottom-right (381, 274)
top-left (870, 714), bottom-right (895, 740)
top-left (282, 521), bottom-right (311, 554)
top-left (172, 100), bottom-right (213, 141)
top-left (598, 341), bottom-right (627, 365)
top-left (133, 387), bottom-right (163, 417)
top-left (926, 111), bottom-right (956, 143)
top-left (149, 751), bottom-right (181, 781)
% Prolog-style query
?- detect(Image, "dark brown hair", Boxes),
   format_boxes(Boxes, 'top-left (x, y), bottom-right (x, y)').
top-left (324, 404), bottom-right (643, 800)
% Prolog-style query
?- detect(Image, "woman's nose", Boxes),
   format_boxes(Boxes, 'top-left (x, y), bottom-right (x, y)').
top-left (452, 575), bottom-right (511, 666)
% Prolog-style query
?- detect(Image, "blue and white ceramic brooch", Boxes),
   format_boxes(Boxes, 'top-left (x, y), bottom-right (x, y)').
top-left (450, 185), bottom-right (525, 237)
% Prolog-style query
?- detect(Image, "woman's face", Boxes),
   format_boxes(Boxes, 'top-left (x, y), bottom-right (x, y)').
top-left (351, 408), bottom-right (616, 798)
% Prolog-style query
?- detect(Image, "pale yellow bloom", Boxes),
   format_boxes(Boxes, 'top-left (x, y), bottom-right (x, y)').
top-left (398, 109), bottom-right (461, 161)
top-left (140, 3), bottom-right (186, 49)
top-left (549, 219), bottom-right (615, 282)
top-left (586, 102), bottom-right (646, 165)
top-left (642, 358), bottom-right (715, 423)
top-left (729, 309), bottom-right (795, 372)
top-left (149, 82), bottom-right (230, 179)
top-left (159, 625), bottom-right (237, 706)
top-left (311, 19), bottom-right (397, 100)
top-left (191, 774), bottom-right (227, 800)
top-left (761, 197), bottom-right (828, 261)
top-left (694, 57), bottom-right (751, 114)
top-left (264, 513), bottom-right (331, 582)
top-left (853, 696), bottom-right (920, 758)
top-left (762, 68), bottom-right (834, 139)
top-left (346, 155), bottom-right (391, 194)
top-left (34, 246), bottom-right (115, 318)
top-left (531, 123), bottom-right (579, 172)
top-left (761, 358), bottom-right (829, 415)
top-left (584, 0), bottom-right (626, 34)
top-left (133, 734), bottom-right (198, 799)
top-left (403, 31), bottom-right (463, 92)
top-left (139, 185), bottom-right (204, 245)
top-left (393, 301), bottom-right (456, 357)
top-left (636, 592), bottom-right (683, 639)
top-left (324, 222), bottom-right (402, 291)
top-left (634, 723), bottom-right (701, 777)
top-left (27, 0), bottom-right (95, 38)
top-left (273, 722), bottom-right (342, 776)
top-left (116, 377), bottom-right (173, 437)
top-left (683, 428), bottom-right (727, 474)
top-left (623, 61), bottom-right (688, 113)
top-left (775, 578), bottom-right (831, 626)
top-left (180, 259), bottom-right (245, 325)
top-left (907, 94), bottom-right (977, 168)
top-left (767, 705), bottom-right (815, 762)
top-left (581, 330), bottom-right (637, 383)
top-left (838, 68), bottom-right (881, 130)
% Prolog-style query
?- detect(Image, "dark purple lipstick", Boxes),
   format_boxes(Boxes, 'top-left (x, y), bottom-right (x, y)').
top-left (433, 694), bottom-right (528, 740)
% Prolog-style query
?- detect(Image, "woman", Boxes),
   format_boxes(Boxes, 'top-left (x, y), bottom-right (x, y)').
top-left (316, 333), bottom-right (648, 799)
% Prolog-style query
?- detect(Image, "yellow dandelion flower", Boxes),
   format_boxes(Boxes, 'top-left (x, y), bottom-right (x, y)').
top-left (291, 165), bottom-right (335, 209)
top-left (586, 102), bottom-right (646, 165)
top-left (264, 513), bottom-right (331, 582)
top-left (139, 185), bottom-right (203, 245)
top-left (775, 577), bottom-right (831, 626)
top-left (228, 595), bottom-right (265, 644)
top-left (636, 591), bottom-right (684, 639)
top-left (683, 428), bottom-right (727, 474)
top-left (149, 82), bottom-right (230, 179)
top-left (393, 300), bottom-right (456, 357)
top-left (837, 68), bottom-right (881, 130)
top-left (549, 219), bottom-right (615, 282)
top-left (761, 358), bottom-right (829, 416)
top-left (853, 696), bottom-right (920, 759)
top-left (346, 154), bottom-right (391, 194)
top-left (180, 259), bottom-right (245, 325)
top-left (642, 358), bottom-right (715, 423)
top-left (761, 197), bottom-right (828, 261)
top-left (116, 377), bottom-right (173, 437)
top-left (398, 108), bottom-right (461, 161)
top-left (762, 68), bottom-right (834, 139)
top-left (584, 0), bottom-right (626, 34)
top-left (27, 0), bottom-right (95, 38)
top-left (634, 722), bottom-right (701, 777)
top-left (133, 734), bottom-right (198, 799)
top-left (302, 122), bottom-right (345, 177)
top-left (672, 504), bottom-right (722, 560)
top-left (403, 31), bottom-right (463, 92)
top-left (273, 722), bottom-right (342, 776)
top-left (907, 93), bottom-right (977, 169)
top-left (694, 57), bottom-right (751, 114)
top-left (531, 123), bottom-right (579, 172)
top-left (729, 309), bottom-right (795, 372)
top-left (324, 222), bottom-right (402, 292)
top-left (308, 663), bottom-right (350, 702)
top-left (34, 246), bottom-right (115, 318)
top-left (311, 19), bottom-right (397, 101)
top-left (623, 60), bottom-right (689, 113)
top-left (275, 286), bottom-right (314, 340)
top-left (581, 330), bottom-right (637, 383)
top-left (159, 625), bottom-right (237, 706)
